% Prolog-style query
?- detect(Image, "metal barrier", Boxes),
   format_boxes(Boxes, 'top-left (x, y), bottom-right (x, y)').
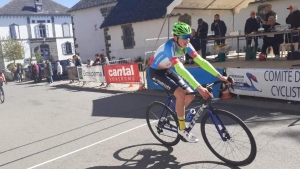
top-left (109, 58), bottom-right (132, 65)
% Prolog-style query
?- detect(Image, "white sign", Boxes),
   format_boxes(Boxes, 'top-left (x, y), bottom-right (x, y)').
top-left (77, 66), bottom-right (105, 82)
top-left (226, 68), bottom-right (300, 101)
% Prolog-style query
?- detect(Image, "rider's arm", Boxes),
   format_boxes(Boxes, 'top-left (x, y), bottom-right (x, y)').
top-left (170, 57), bottom-right (200, 90)
top-left (1, 73), bottom-right (6, 82)
top-left (186, 44), bottom-right (220, 77)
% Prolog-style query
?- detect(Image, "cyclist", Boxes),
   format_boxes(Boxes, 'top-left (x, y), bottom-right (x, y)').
top-left (149, 22), bottom-right (233, 143)
top-left (0, 70), bottom-right (7, 86)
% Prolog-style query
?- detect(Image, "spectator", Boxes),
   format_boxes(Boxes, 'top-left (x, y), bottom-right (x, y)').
top-left (197, 18), bottom-right (208, 59)
top-left (285, 4), bottom-right (300, 43)
top-left (57, 62), bottom-right (63, 81)
top-left (185, 29), bottom-right (199, 64)
top-left (44, 62), bottom-right (49, 83)
top-left (16, 65), bottom-right (23, 82)
top-left (72, 54), bottom-right (82, 67)
top-left (263, 6), bottom-right (277, 25)
top-left (92, 54), bottom-right (101, 66)
top-left (211, 14), bottom-right (227, 45)
top-left (100, 53), bottom-right (111, 87)
top-left (260, 16), bottom-right (284, 60)
top-left (244, 11), bottom-right (260, 53)
top-left (46, 60), bottom-right (53, 84)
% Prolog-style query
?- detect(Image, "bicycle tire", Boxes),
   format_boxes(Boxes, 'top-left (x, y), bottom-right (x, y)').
top-left (201, 109), bottom-right (257, 166)
top-left (0, 86), bottom-right (4, 103)
top-left (146, 101), bottom-right (181, 146)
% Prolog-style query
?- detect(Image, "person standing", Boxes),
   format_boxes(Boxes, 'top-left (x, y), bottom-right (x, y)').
top-left (211, 14), bottom-right (227, 45)
top-left (197, 18), bottom-right (208, 59)
top-left (57, 62), bottom-right (63, 81)
top-left (46, 60), bottom-right (53, 84)
top-left (100, 53), bottom-right (111, 87)
top-left (244, 11), bottom-right (260, 53)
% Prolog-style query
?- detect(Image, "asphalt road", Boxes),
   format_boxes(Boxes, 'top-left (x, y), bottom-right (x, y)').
top-left (0, 81), bottom-right (299, 169)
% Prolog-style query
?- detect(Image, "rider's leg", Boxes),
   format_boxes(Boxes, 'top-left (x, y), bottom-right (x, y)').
top-left (174, 87), bottom-right (194, 130)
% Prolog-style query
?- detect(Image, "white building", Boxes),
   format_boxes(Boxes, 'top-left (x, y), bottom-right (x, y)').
top-left (68, 0), bottom-right (117, 62)
top-left (0, 0), bottom-right (75, 69)
top-left (70, 0), bottom-right (298, 61)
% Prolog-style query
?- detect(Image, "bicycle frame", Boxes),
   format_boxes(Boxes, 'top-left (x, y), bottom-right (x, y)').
top-left (159, 88), bottom-right (230, 141)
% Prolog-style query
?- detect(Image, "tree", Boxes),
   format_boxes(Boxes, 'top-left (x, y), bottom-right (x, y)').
top-left (1, 36), bottom-right (25, 64)
top-left (34, 51), bottom-right (43, 63)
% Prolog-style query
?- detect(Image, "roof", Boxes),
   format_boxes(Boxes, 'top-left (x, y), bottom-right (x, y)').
top-left (100, 0), bottom-right (174, 28)
top-left (0, 0), bottom-right (69, 15)
top-left (68, 0), bottom-right (117, 13)
top-left (171, 0), bottom-right (256, 14)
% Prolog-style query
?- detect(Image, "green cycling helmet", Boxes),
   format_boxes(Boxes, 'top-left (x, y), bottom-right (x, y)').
top-left (172, 22), bottom-right (191, 36)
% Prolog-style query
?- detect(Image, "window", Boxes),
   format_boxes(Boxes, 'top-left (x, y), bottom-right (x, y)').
top-left (62, 42), bottom-right (74, 55)
top-left (121, 24), bottom-right (134, 49)
top-left (9, 24), bottom-right (20, 39)
top-left (178, 14), bottom-right (191, 26)
top-left (35, 24), bottom-right (49, 38)
top-left (62, 23), bottom-right (70, 37)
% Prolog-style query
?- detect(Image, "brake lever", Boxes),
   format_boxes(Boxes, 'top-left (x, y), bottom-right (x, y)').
top-left (227, 77), bottom-right (234, 91)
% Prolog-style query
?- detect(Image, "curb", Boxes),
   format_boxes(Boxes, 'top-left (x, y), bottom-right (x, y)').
top-left (53, 82), bottom-right (299, 112)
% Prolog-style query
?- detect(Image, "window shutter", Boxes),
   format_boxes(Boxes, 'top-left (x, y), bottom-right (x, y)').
top-left (46, 25), bottom-right (49, 37)
top-left (71, 42), bottom-right (75, 54)
top-left (61, 43), bottom-right (66, 55)
top-left (10, 25), bottom-right (16, 39)
top-left (35, 25), bottom-right (40, 38)
top-left (63, 24), bottom-right (70, 37)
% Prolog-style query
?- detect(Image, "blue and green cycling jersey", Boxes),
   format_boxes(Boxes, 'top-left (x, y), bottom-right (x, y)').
top-left (149, 39), bottom-right (220, 89)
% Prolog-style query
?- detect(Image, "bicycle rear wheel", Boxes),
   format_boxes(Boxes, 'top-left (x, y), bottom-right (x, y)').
top-left (201, 109), bottom-right (256, 166)
top-left (146, 101), bottom-right (180, 146)
top-left (0, 86), bottom-right (4, 103)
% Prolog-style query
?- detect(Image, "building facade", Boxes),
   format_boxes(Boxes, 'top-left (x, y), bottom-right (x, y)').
top-left (0, 0), bottom-right (75, 69)
top-left (68, 0), bottom-right (117, 62)
top-left (70, 0), bottom-right (298, 61)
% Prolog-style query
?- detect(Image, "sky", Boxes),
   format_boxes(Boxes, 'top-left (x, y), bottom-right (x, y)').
top-left (0, 0), bottom-right (80, 8)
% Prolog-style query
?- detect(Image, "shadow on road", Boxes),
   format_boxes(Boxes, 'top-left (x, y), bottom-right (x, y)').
top-left (86, 143), bottom-right (240, 169)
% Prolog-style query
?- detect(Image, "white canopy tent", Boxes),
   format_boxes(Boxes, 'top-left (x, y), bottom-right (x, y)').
top-left (167, 0), bottom-right (256, 14)
top-left (144, 0), bottom-right (257, 66)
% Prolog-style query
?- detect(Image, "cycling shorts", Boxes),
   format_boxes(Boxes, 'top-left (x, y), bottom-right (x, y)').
top-left (149, 67), bottom-right (188, 93)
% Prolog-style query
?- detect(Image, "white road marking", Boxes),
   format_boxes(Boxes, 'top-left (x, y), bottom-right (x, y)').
top-left (27, 105), bottom-right (202, 169)
top-left (27, 122), bottom-right (152, 169)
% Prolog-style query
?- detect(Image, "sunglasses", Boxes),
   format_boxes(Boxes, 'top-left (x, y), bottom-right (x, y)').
top-left (177, 34), bottom-right (191, 40)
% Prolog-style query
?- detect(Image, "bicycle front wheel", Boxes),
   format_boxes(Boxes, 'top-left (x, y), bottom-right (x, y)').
top-left (201, 109), bottom-right (257, 166)
top-left (146, 101), bottom-right (180, 146)
top-left (0, 86), bottom-right (4, 103)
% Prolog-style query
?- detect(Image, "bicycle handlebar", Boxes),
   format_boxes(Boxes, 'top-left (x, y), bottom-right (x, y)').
top-left (186, 77), bottom-right (234, 95)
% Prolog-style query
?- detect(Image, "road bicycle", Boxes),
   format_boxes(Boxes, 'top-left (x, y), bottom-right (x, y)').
top-left (0, 83), bottom-right (5, 103)
top-left (146, 80), bottom-right (257, 166)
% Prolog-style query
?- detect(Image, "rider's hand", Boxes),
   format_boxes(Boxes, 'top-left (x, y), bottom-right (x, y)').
top-left (197, 85), bottom-right (213, 100)
top-left (217, 74), bottom-right (234, 85)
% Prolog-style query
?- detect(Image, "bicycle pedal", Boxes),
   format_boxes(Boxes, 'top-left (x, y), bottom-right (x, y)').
top-left (180, 136), bottom-right (188, 142)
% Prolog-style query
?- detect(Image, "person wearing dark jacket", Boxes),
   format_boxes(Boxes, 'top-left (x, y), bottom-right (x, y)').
top-left (197, 18), bottom-right (208, 59)
top-left (263, 6), bottom-right (277, 24)
top-left (244, 11), bottom-right (261, 53)
top-left (211, 14), bottom-right (227, 45)
top-left (261, 16), bottom-right (284, 60)
top-left (185, 29), bottom-right (200, 64)
top-left (285, 4), bottom-right (300, 43)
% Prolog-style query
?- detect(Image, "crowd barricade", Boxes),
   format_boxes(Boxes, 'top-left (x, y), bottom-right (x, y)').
top-left (226, 67), bottom-right (300, 101)
top-left (146, 67), bottom-right (224, 98)
top-left (68, 59), bottom-right (146, 90)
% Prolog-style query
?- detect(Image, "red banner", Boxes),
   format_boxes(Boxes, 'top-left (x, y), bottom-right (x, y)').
top-left (103, 63), bottom-right (140, 83)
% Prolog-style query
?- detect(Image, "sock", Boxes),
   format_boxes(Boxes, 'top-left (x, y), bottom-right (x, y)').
top-left (178, 116), bottom-right (186, 130)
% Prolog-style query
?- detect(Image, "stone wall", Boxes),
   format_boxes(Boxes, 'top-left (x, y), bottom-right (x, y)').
top-left (30, 39), bottom-right (58, 61)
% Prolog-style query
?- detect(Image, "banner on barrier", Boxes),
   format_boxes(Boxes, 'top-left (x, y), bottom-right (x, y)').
top-left (103, 63), bottom-right (140, 83)
top-left (77, 66), bottom-right (105, 82)
top-left (227, 68), bottom-right (300, 101)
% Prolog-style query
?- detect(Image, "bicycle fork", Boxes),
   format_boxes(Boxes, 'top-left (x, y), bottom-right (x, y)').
top-left (207, 111), bottom-right (229, 141)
